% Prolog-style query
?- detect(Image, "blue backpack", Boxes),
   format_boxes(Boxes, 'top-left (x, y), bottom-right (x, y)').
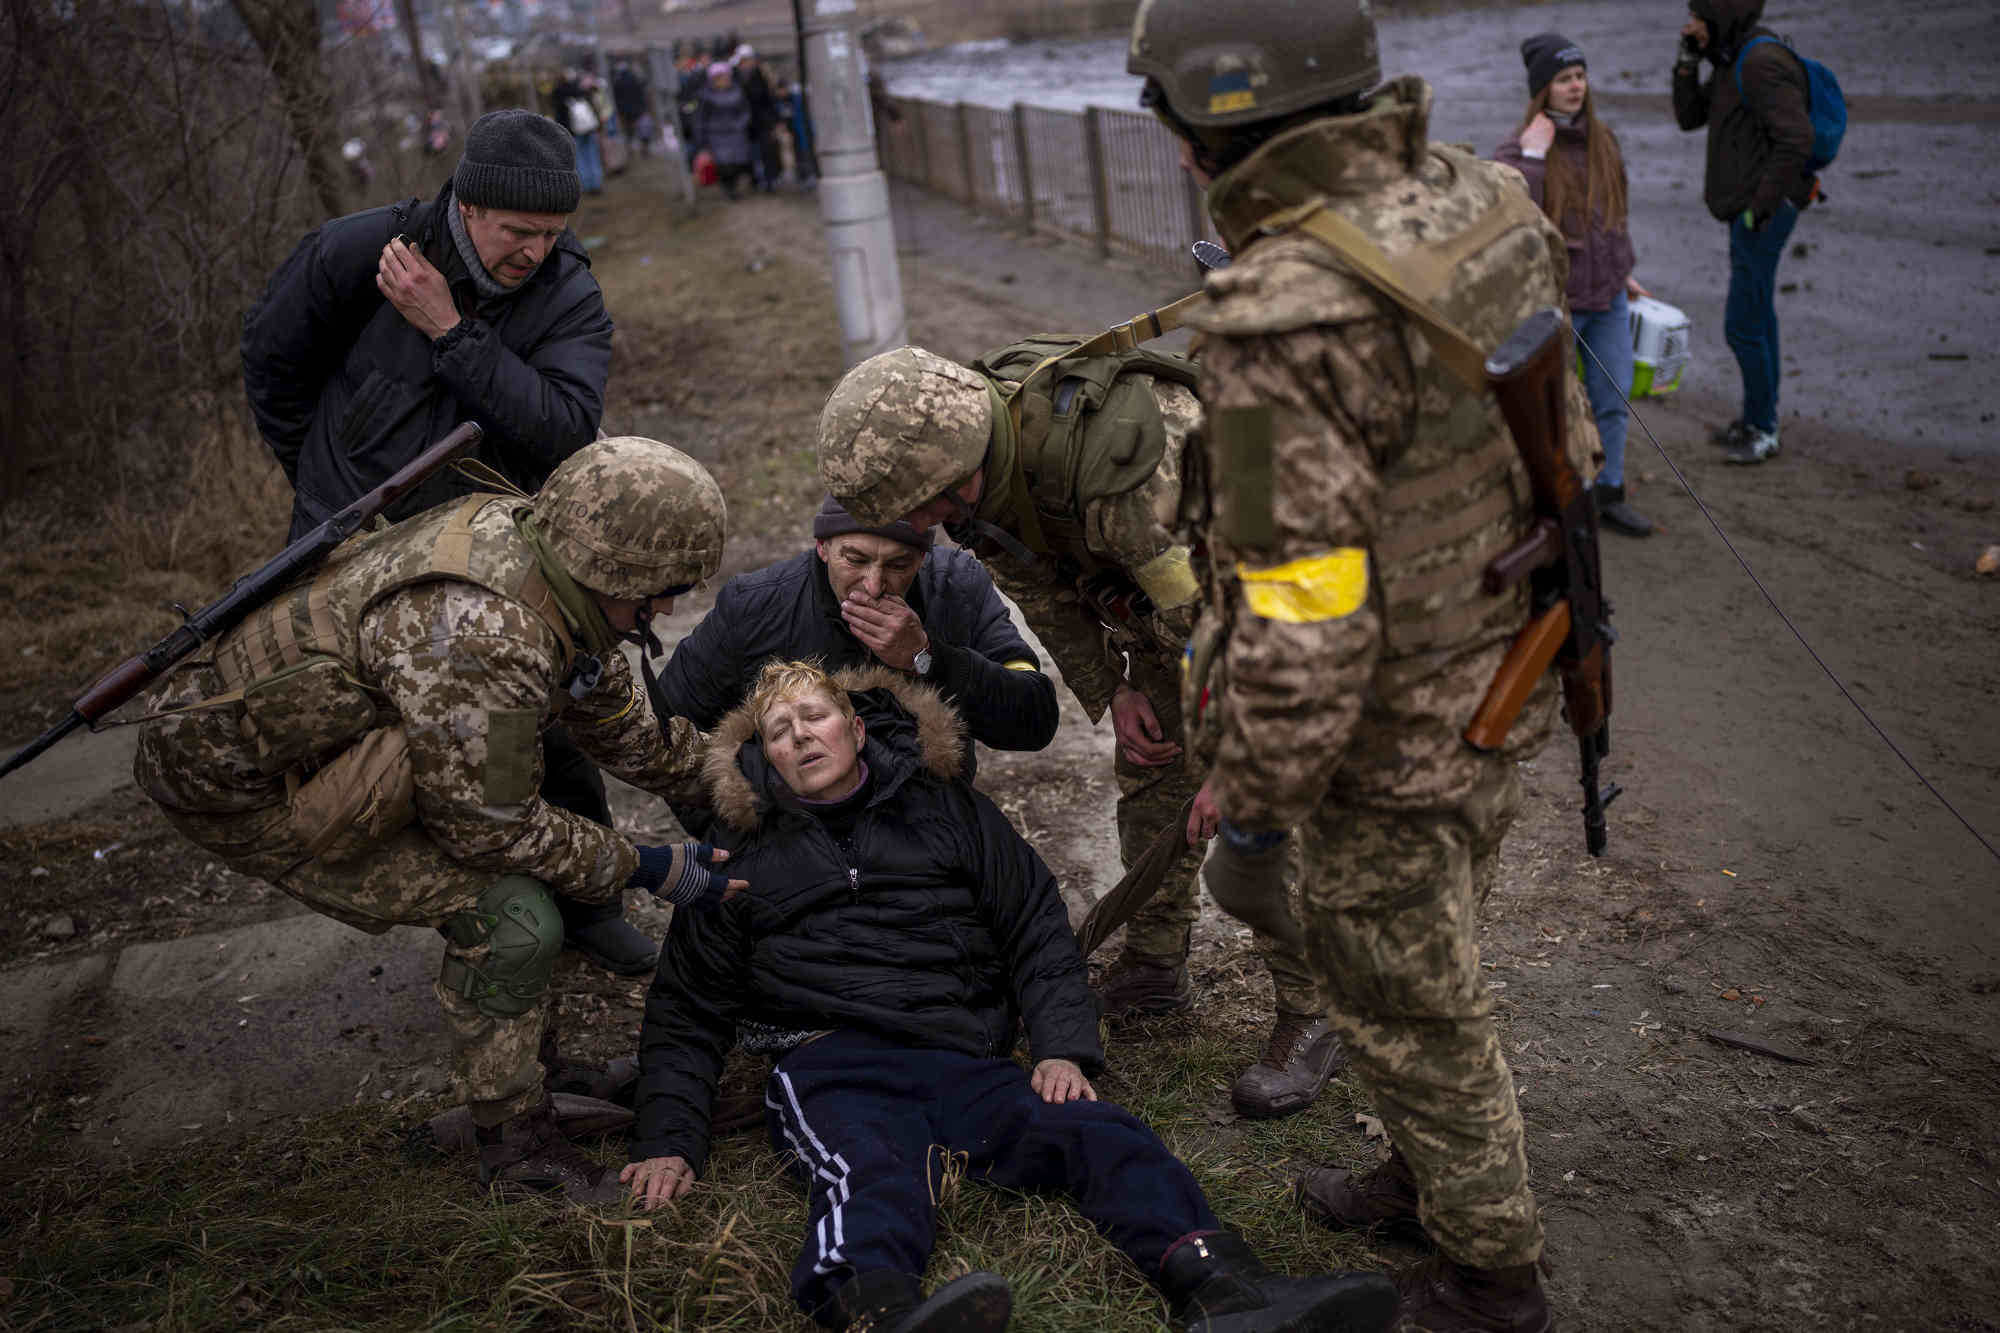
top-left (1735, 34), bottom-right (1847, 173)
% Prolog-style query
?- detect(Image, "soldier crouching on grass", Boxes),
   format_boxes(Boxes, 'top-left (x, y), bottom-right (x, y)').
top-left (622, 658), bottom-right (1399, 1333)
top-left (131, 438), bottom-right (745, 1207)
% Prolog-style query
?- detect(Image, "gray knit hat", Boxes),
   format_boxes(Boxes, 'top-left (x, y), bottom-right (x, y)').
top-left (454, 109), bottom-right (581, 215)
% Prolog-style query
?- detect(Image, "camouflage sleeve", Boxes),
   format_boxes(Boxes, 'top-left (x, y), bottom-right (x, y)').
top-left (361, 584), bottom-right (638, 901)
top-left (984, 557), bottom-right (1124, 724)
top-left (1200, 319), bottom-right (1413, 832)
top-left (562, 647), bottom-right (709, 810)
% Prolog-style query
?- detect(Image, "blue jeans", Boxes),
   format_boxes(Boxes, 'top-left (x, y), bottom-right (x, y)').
top-left (574, 132), bottom-right (604, 193)
top-left (1574, 289), bottom-right (1633, 488)
top-left (1725, 202), bottom-right (1800, 431)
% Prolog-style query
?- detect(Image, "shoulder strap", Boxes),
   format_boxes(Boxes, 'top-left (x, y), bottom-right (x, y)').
top-left (1276, 197), bottom-right (1494, 390)
top-left (1734, 34), bottom-right (1785, 98)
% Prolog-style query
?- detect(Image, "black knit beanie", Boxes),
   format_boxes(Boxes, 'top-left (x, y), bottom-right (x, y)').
top-left (454, 109), bottom-right (581, 215)
top-left (1521, 33), bottom-right (1587, 98)
top-left (812, 495), bottom-right (935, 551)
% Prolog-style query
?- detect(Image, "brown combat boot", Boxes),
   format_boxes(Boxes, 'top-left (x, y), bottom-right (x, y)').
top-left (475, 1094), bottom-right (626, 1208)
top-left (1097, 952), bottom-right (1194, 1016)
top-left (1294, 1146), bottom-right (1426, 1241)
top-left (1230, 1012), bottom-right (1347, 1119)
top-left (1393, 1255), bottom-right (1552, 1333)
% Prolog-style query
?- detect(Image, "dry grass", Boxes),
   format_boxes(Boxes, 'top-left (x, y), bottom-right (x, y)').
top-left (0, 1030), bottom-right (1388, 1332)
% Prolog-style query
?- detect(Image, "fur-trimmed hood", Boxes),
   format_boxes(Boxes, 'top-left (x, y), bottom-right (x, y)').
top-left (701, 664), bottom-right (968, 834)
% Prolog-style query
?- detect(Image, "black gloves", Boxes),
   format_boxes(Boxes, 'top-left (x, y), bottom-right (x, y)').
top-left (627, 842), bottom-right (735, 910)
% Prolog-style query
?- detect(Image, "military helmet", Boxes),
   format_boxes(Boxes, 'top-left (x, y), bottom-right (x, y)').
top-left (815, 346), bottom-right (992, 526)
top-left (532, 437), bottom-right (726, 599)
top-left (1128, 0), bottom-right (1381, 131)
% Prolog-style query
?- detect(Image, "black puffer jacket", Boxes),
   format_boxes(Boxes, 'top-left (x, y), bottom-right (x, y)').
top-left (650, 546), bottom-right (1058, 755)
top-left (629, 667), bottom-right (1102, 1171)
top-left (242, 181), bottom-right (613, 540)
top-left (1673, 0), bottom-right (1816, 221)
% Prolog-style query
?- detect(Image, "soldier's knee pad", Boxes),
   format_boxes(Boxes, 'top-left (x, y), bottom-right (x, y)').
top-left (439, 874), bottom-right (563, 1019)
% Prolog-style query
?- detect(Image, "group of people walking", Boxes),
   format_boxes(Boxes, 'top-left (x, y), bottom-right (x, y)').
top-left (127, 1), bottom-right (1827, 1331)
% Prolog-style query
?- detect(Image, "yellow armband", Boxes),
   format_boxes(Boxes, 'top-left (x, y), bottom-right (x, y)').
top-left (1235, 549), bottom-right (1370, 623)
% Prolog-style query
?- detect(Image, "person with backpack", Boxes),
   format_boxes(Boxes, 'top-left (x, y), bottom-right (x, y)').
top-left (815, 344), bottom-right (1345, 1126)
top-left (1495, 34), bottom-right (1654, 537)
top-left (1674, 0), bottom-right (1821, 465)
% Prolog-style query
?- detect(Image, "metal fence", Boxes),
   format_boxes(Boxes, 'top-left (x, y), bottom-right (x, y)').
top-left (878, 97), bottom-right (1212, 271)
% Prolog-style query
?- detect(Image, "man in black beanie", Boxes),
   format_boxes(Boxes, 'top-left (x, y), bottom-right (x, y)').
top-left (241, 109), bottom-right (651, 979)
top-left (651, 494), bottom-right (1060, 811)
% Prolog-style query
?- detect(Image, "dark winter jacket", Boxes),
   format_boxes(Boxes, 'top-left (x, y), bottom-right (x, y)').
top-left (650, 546), bottom-right (1059, 756)
top-left (628, 667), bottom-right (1103, 1171)
top-left (242, 181), bottom-right (612, 540)
top-left (694, 82), bottom-right (754, 166)
top-left (1673, 0), bottom-right (1816, 221)
top-left (736, 63), bottom-right (779, 135)
top-left (1493, 117), bottom-right (1636, 313)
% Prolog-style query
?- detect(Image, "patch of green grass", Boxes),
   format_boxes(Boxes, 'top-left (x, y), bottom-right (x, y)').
top-left (1, 1029), bottom-right (1394, 1332)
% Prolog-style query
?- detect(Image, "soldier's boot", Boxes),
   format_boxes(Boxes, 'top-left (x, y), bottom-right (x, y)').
top-left (475, 1094), bottom-right (625, 1208)
top-left (1230, 1012), bottom-right (1348, 1119)
top-left (1158, 1231), bottom-right (1399, 1333)
top-left (826, 1269), bottom-right (1012, 1332)
top-left (539, 1028), bottom-right (640, 1106)
top-left (1392, 1256), bottom-right (1552, 1333)
top-left (561, 913), bottom-right (659, 976)
top-left (1097, 951), bottom-right (1194, 1017)
top-left (1294, 1146), bottom-right (1426, 1243)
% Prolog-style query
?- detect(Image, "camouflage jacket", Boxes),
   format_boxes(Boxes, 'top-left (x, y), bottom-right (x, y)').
top-left (1183, 77), bottom-right (1583, 829)
top-left (134, 498), bottom-right (705, 900)
top-left (955, 379), bottom-right (1204, 723)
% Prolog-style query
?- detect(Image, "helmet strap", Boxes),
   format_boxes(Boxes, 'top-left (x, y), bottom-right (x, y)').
top-left (513, 508), bottom-right (618, 659)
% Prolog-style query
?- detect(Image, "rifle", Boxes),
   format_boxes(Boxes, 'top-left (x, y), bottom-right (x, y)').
top-left (1461, 308), bottom-right (1622, 855)
top-left (0, 421), bottom-right (485, 782)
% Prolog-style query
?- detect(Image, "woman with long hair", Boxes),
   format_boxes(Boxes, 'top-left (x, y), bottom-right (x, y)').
top-left (1496, 34), bottom-right (1653, 537)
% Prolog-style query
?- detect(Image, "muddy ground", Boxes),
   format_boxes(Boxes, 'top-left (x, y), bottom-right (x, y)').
top-left (5, 61), bottom-right (2000, 1333)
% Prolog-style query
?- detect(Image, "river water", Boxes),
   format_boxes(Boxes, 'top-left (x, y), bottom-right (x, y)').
top-left (880, 0), bottom-right (2000, 455)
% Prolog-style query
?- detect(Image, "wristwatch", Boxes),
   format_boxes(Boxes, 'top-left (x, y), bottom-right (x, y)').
top-left (910, 636), bottom-right (933, 676)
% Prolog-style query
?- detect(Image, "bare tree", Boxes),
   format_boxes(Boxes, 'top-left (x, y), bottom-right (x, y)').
top-left (233, 0), bottom-right (347, 219)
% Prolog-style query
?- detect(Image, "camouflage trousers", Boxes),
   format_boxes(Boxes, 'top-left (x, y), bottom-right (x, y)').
top-left (157, 803), bottom-right (557, 1127)
top-left (1298, 762), bottom-right (1542, 1269)
top-left (1116, 649), bottom-right (1321, 1017)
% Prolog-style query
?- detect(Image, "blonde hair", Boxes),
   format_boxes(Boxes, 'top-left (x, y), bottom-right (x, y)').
top-left (746, 659), bottom-right (855, 738)
top-left (1518, 84), bottom-right (1628, 229)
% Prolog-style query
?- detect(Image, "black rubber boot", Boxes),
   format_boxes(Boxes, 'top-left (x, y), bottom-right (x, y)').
top-left (1157, 1231), bottom-right (1399, 1333)
top-left (827, 1270), bottom-right (1012, 1333)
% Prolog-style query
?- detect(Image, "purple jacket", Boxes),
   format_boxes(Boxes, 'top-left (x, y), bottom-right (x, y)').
top-left (1494, 120), bottom-right (1636, 313)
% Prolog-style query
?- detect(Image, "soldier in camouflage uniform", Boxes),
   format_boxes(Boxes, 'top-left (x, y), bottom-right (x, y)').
top-left (815, 346), bottom-right (1345, 1121)
top-left (1133, 0), bottom-right (1598, 1328)
top-left (132, 438), bottom-right (742, 1207)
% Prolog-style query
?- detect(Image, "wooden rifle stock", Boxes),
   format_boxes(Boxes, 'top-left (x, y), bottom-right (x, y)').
top-left (1462, 308), bottom-right (1619, 854)
top-left (0, 422), bottom-right (484, 783)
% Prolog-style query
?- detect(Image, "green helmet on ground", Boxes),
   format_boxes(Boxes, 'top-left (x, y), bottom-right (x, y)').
top-left (1127, 0), bottom-right (1381, 131)
top-left (532, 436), bottom-right (726, 599)
top-left (816, 346), bottom-right (992, 526)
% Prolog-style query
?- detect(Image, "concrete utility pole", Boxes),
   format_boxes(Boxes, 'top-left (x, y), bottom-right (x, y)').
top-left (800, 0), bottom-right (905, 367)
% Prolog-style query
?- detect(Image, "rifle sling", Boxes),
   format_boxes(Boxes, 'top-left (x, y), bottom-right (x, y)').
top-left (1073, 796), bottom-right (1198, 960)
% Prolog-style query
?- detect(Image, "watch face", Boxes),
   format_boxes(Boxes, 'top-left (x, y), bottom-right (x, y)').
top-left (912, 649), bottom-right (932, 674)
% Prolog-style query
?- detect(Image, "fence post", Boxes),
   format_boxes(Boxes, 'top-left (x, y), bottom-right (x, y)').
top-left (956, 100), bottom-right (978, 213)
top-left (1011, 102), bottom-right (1035, 234)
top-left (1182, 167), bottom-right (1208, 269)
top-left (1083, 105), bottom-right (1111, 259)
top-left (914, 101), bottom-right (933, 191)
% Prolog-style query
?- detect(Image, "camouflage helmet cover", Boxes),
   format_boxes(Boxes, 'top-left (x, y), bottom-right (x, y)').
top-left (816, 346), bottom-right (992, 526)
top-left (532, 436), bottom-right (727, 599)
top-left (1127, 0), bottom-right (1381, 130)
